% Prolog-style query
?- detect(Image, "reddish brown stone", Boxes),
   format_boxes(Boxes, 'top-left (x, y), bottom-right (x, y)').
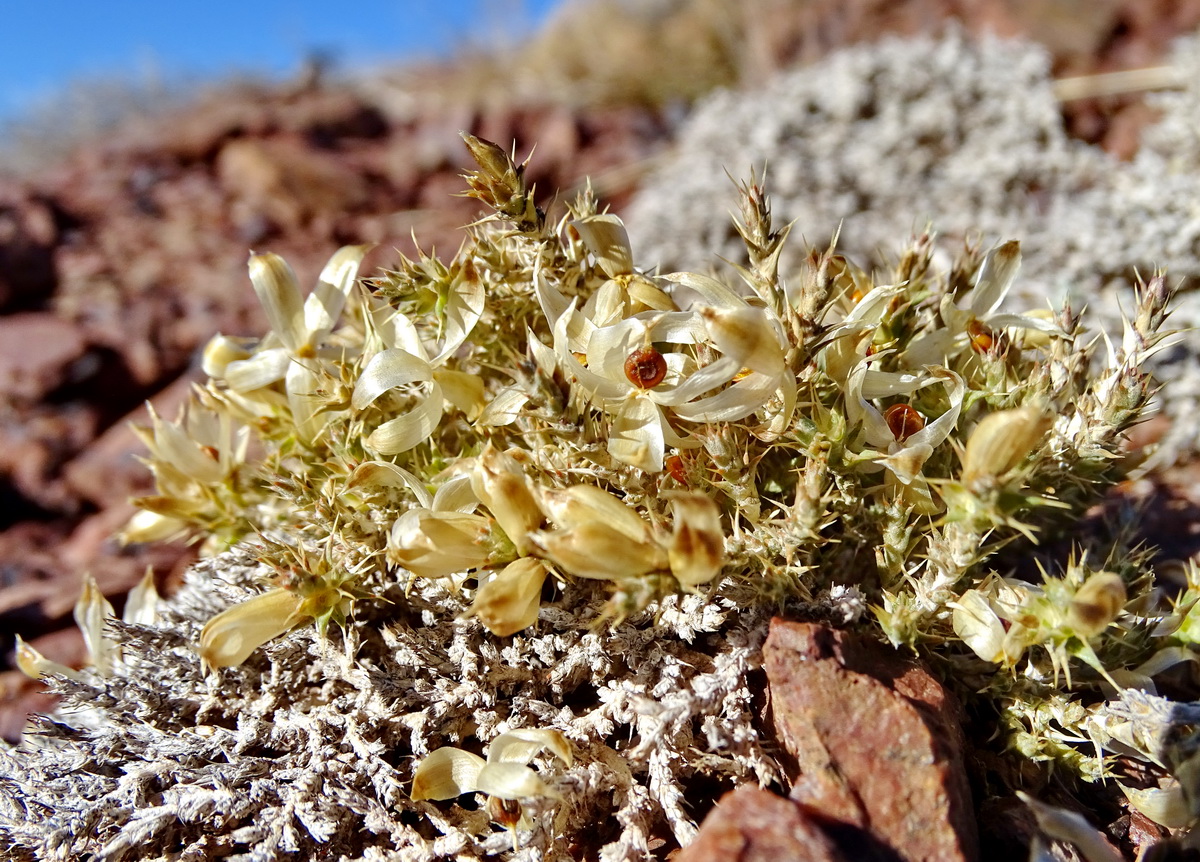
top-left (763, 619), bottom-right (978, 862)
top-left (0, 313), bottom-right (88, 404)
top-left (676, 786), bottom-right (847, 862)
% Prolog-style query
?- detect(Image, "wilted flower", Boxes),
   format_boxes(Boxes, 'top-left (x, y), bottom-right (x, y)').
top-left (411, 727), bottom-right (573, 841)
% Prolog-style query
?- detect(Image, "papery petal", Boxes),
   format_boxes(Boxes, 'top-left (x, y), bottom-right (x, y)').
top-left (859, 369), bottom-right (929, 400)
top-left (302, 244), bottom-right (371, 348)
top-left (488, 728), bottom-right (573, 767)
top-left (660, 355), bottom-right (739, 405)
top-left (553, 310), bottom-right (628, 401)
top-left (74, 574), bottom-right (116, 675)
top-left (431, 474), bottom-right (479, 513)
top-left (202, 334), bottom-right (254, 378)
top-left (433, 368), bottom-right (486, 419)
top-left (588, 317), bottom-right (644, 377)
top-left (431, 264), bottom-right (486, 364)
top-left (478, 387), bottom-right (530, 427)
top-left (249, 253), bottom-right (306, 353)
top-left (846, 361), bottom-right (895, 449)
top-left (224, 348), bottom-right (292, 392)
top-left (987, 312), bottom-right (1062, 334)
top-left (347, 461), bottom-right (433, 507)
top-left (366, 382), bottom-right (445, 454)
top-left (476, 762), bottom-right (559, 801)
top-left (670, 370), bottom-right (778, 423)
top-left (609, 396), bottom-right (666, 472)
top-left (286, 359), bottom-right (326, 441)
top-left (573, 213), bottom-right (634, 278)
top-left (904, 369), bottom-right (964, 451)
top-left (352, 348), bottom-right (433, 411)
top-left (627, 275), bottom-right (676, 311)
top-left (968, 240), bottom-right (1020, 317)
top-left (199, 588), bottom-right (306, 670)
top-left (410, 747), bottom-right (486, 801)
top-left (900, 328), bottom-right (960, 368)
top-left (700, 305), bottom-right (784, 376)
top-left (661, 271), bottom-right (745, 309)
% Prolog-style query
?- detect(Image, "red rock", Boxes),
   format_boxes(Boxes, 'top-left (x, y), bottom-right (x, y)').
top-left (676, 786), bottom-right (847, 862)
top-left (763, 619), bottom-right (978, 862)
top-left (0, 187), bottom-right (57, 312)
top-left (0, 313), bottom-right (88, 403)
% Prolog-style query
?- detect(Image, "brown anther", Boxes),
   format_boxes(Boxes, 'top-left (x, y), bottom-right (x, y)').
top-left (200, 445), bottom-right (220, 461)
top-left (967, 318), bottom-right (1007, 355)
top-left (624, 346), bottom-right (667, 389)
top-left (885, 403), bottom-right (925, 442)
top-left (665, 454), bottom-right (688, 485)
top-left (488, 795), bottom-right (523, 830)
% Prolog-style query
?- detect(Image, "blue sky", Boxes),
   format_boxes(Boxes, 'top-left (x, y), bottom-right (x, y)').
top-left (0, 1), bottom-right (565, 121)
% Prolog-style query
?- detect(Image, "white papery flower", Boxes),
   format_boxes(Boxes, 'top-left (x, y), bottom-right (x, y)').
top-left (219, 245), bottom-right (371, 439)
top-left (847, 359), bottom-right (964, 514)
top-left (904, 240), bottom-right (1061, 366)
top-left (541, 266), bottom-right (792, 471)
top-left (350, 277), bottom-right (485, 456)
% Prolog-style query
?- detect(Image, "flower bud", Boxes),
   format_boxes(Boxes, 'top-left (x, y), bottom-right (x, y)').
top-left (961, 405), bottom-right (1052, 487)
top-left (1067, 572), bottom-right (1126, 638)
top-left (533, 486), bottom-right (666, 580)
top-left (387, 509), bottom-right (491, 580)
top-left (472, 446), bottom-right (543, 555)
top-left (666, 493), bottom-right (725, 588)
top-left (15, 634), bottom-right (80, 681)
top-left (74, 574), bottom-right (116, 676)
top-left (199, 588), bottom-right (306, 670)
top-left (468, 558), bottom-right (549, 637)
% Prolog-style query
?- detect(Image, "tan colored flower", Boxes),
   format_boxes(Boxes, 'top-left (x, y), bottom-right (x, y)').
top-left (387, 509), bottom-right (491, 580)
top-left (467, 558), bottom-right (550, 637)
top-left (199, 588), bottom-right (307, 671)
top-left (960, 404), bottom-right (1053, 487)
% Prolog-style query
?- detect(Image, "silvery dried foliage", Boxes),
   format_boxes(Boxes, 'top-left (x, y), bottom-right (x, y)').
top-left (2, 550), bottom-right (775, 861)
top-left (4, 38), bottom-right (1200, 860)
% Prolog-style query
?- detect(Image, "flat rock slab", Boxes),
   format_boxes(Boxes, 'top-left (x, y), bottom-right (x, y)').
top-left (763, 619), bottom-right (978, 862)
top-left (676, 786), bottom-right (847, 862)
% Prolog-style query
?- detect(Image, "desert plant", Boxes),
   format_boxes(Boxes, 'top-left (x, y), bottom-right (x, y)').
top-left (4, 132), bottom-right (1196, 860)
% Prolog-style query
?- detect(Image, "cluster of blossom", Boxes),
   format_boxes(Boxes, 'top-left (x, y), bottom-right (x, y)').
top-left (80, 135), bottom-right (1200, 832)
